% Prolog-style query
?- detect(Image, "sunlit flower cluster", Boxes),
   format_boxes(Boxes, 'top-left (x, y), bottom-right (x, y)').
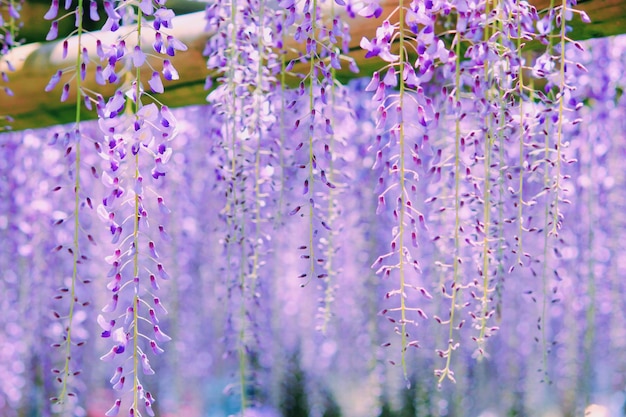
top-left (0, 1), bottom-right (625, 416)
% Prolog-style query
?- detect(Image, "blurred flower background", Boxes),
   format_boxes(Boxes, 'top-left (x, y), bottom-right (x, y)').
top-left (0, 1), bottom-right (625, 416)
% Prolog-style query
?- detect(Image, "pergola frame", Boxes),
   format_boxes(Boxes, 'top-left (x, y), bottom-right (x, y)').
top-left (0, 0), bottom-right (624, 131)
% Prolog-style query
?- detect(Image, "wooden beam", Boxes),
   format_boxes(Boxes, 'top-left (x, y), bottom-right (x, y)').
top-left (0, 0), bottom-right (624, 131)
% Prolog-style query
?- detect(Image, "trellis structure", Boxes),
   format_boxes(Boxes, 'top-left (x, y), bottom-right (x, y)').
top-left (0, 0), bottom-right (624, 130)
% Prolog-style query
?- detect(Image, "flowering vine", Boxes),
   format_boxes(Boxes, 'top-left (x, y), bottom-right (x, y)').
top-left (43, 0), bottom-right (95, 411)
top-left (205, 0), bottom-right (282, 410)
top-left (363, 0), bottom-right (442, 382)
top-left (44, 0), bottom-right (186, 415)
top-left (1, 1), bottom-right (622, 417)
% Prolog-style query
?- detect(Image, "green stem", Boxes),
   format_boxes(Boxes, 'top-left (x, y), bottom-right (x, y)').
top-left (553, 0), bottom-right (566, 236)
top-left (516, 11), bottom-right (526, 268)
top-left (58, 0), bottom-right (84, 407)
top-left (477, 0), bottom-right (494, 355)
top-left (438, 31), bottom-right (462, 386)
top-left (307, 0), bottom-right (318, 283)
top-left (132, 7), bottom-right (143, 414)
top-left (397, 0), bottom-right (408, 380)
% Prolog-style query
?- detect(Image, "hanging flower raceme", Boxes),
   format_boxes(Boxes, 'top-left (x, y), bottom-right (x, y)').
top-left (0, 0), bottom-right (616, 415)
top-left (204, 0), bottom-right (282, 411)
top-left (96, 97), bottom-right (177, 417)
top-left (41, 0), bottom-right (103, 409)
top-left (41, 1), bottom-right (188, 415)
top-left (357, 0), bottom-right (592, 387)
top-left (361, 0), bottom-right (448, 383)
top-left (279, 0), bottom-right (356, 293)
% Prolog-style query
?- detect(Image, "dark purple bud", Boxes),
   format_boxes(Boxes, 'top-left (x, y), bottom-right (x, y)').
top-left (149, 241), bottom-right (159, 259)
top-left (112, 376), bottom-right (125, 390)
top-left (153, 32), bottom-right (164, 53)
top-left (376, 195), bottom-right (385, 215)
top-left (60, 83), bottom-right (70, 102)
top-left (44, 0), bottom-right (60, 20)
top-left (153, 325), bottom-right (171, 342)
top-left (46, 21), bottom-right (59, 41)
top-left (149, 309), bottom-right (159, 325)
top-left (157, 264), bottom-right (170, 280)
top-left (150, 340), bottom-right (165, 355)
top-left (89, 0), bottom-right (100, 20)
top-left (141, 354), bottom-right (155, 375)
top-left (105, 399), bottom-right (121, 417)
top-left (154, 297), bottom-right (168, 315)
top-left (45, 70), bottom-right (63, 92)
top-left (94, 65), bottom-right (106, 85)
top-left (102, 293), bottom-right (119, 313)
top-left (62, 40), bottom-right (69, 59)
top-left (149, 274), bottom-right (160, 291)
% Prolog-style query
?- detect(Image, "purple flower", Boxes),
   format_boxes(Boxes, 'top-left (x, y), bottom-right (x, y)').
top-left (89, 0), bottom-right (100, 21)
top-left (109, 367), bottom-right (123, 385)
top-left (148, 72), bottom-right (164, 93)
top-left (154, 297), bottom-right (168, 315)
top-left (45, 70), bottom-right (63, 92)
top-left (153, 8), bottom-right (175, 30)
top-left (7, 2), bottom-right (19, 18)
top-left (360, 21), bottom-right (399, 62)
top-left (103, 1), bottom-right (121, 20)
top-left (60, 83), bottom-right (70, 102)
top-left (102, 293), bottom-right (119, 312)
top-left (132, 46), bottom-right (146, 67)
top-left (149, 340), bottom-right (165, 355)
top-left (153, 32), bottom-right (164, 53)
top-left (151, 158), bottom-right (166, 179)
top-left (105, 399), bottom-right (121, 417)
top-left (44, 0), bottom-right (59, 20)
top-left (149, 308), bottom-right (159, 325)
top-left (97, 314), bottom-right (116, 338)
top-left (145, 401), bottom-right (155, 417)
top-left (149, 274), bottom-right (160, 291)
top-left (162, 60), bottom-right (179, 81)
top-left (106, 273), bottom-right (122, 292)
top-left (112, 376), bottom-right (125, 390)
top-left (141, 354), bottom-right (155, 375)
top-left (137, 103), bottom-right (159, 123)
top-left (159, 106), bottom-right (176, 130)
top-left (156, 263), bottom-right (169, 280)
top-left (165, 35), bottom-right (187, 56)
top-left (158, 225), bottom-right (171, 242)
top-left (100, 345), bottom-right (119, 361)
top-left (148, 241), bottom-right (159, 258)
top-left (153, 325), bottom-right (171, 342)
top-left (139, 0), bottom-right (153, 15)
top-left (358, 1), bottom-right (383, 18)
top-left (46, 21), bottom-right (59, 41)
top-left (96, 39), bottom-right (105, 59)
top-left (383, 68), bottom-right (398, 87)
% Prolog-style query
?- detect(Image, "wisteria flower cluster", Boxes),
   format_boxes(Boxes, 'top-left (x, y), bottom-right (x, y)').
top-left (1, 1), bottom-right (625, 417)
